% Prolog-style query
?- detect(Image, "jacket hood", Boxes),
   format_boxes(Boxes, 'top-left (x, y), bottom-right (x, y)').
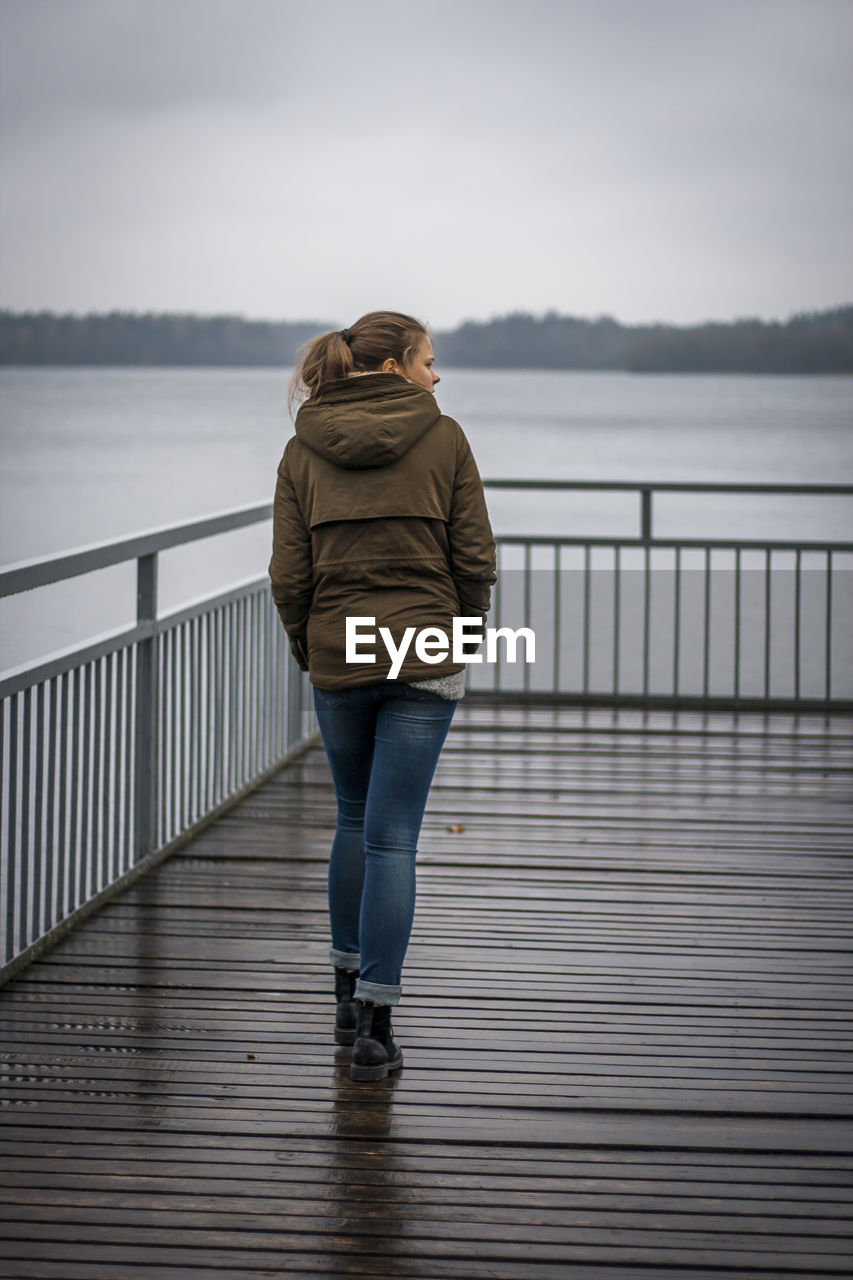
top-left (294, 374), bottom-right (442, 469)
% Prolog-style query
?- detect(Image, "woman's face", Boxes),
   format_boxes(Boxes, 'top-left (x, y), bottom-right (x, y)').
top-left (384, 337), bottom-right (440, 392)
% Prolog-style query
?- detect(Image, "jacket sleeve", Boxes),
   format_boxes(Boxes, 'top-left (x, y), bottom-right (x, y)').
top-left (448, 426), bottom-right (496, 620)
top-left (269, 446), bottom-right (313, 670)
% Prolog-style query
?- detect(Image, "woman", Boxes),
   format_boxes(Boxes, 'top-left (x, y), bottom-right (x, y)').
top-left (269, 310), bottom-right (495, 1081)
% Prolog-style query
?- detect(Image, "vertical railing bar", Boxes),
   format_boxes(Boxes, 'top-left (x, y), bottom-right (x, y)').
top-left (229, 602), bottom-right (238, 784)
top-left (193, 614), bottom-right (202, 824)
top-left (264, 594), bottom-right (273, 769)
top-left (19, 688), bottom-right (32, 950)
top-left (642, 545), bottom-right (651, 698)
top-left (159, 628), bottom-right (168, 845)
top-left (252, 593), bottom-right (260, 773)
top-left (101, 656), bottom-right (113, 893)
top-left (553, 544), bottom-right (562, 694)
top-left (257, 597), bottom-right (265, 772)
top-left (201, 610), bottom-right (209, 812)
top-left (174, 626), bottom-right (182, 833)
top-left (582, 545), bottom-right (591, 695)
top-left (155, 634), bottom-right (164, 848)
top-left (162, 631), bottom-right (170, 845)
top-left (702, 547), bottom-right (712, 700)
top-left (264, 599), bottom-right (272, 768)
top-left (156, 630), bottom-right (164, 848)
top-left (243, 597), bottom-right (250, 780)
top-left (641, 487), bottom-right (653, 544)
top-left (201, 611), bottom-right (210, 813)
top-left (227, 601), bottom-right (235, 791)
top-left (68, 668), bottom-right (79, 909)
top-left (269, 601), bottom-right (277, 765)
top-left (612, 545), bottom-right (621, 696)
top-left (764, 548), bottom-right (772, 701)
top-left (205, 610), bottom-right (214, 811)
top-left (236, 599), bottom-right (244, 784)
top-left (246, 595), bottom-right (254, 779)
top-left (249, 591), bottom-right (258, 776)
top-left (279, 601), bottom-right (288, 753)
top-left (124, 647), bottom-right (135, 874)
top-left (169, 626), bottom-right (178, 842)
top-left (186, 617), bottom-right (195, 826)
top-left (5, 696), bottom-right (18, 963)
top-left (819, 550), bottom-right (824, 706)
top-left (92, 657), bottom-right (103, 894)
top-left (234, 599), bottom-right (243, 782)
top-left (219, 605), bottom-right (228, 800)
top-left (673, 546), bottom-right (681, 697)
top-left (284, 616), bottom-right (295, 752)
top-left (242, 596), bottom-right (250, 783)
top-left (33, 682), bottom-right (45, 940)
top-left (263, 595), bottom-right (269, 763)
top-left (183, 620), bottom-right (190, 829)
top-left (58, 672), bottom-right (70, 914)
top-left (111, 651), bottom-right (123, 883)
top-left (176, 622), bottom-right (184, 832)
top-left (169, 626), bottom-right (177, 834)
top-left (523, 544), bottom-right (532, 694)
top-left (233, 600), bottom-right (242, 785)
top-left (285, 612), bottom-right (294, 751)
top-left (79, 663), bottom-right (92, 903)
top-left (794, 548), bottom-right (802, 701)
top-left (45, 677), bottom-right (58, 943)
top-left (212, 606), bottom-right (223, 804)
top-left (255, 590), bottom-right (263, 771)
top-left (733, 548), bottom-right (741, 701)
top-left (273, 601), bottom-right (283, 760)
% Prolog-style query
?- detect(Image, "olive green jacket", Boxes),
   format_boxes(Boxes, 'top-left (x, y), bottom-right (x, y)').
top-left (269, 374), bottom-right (496, 689)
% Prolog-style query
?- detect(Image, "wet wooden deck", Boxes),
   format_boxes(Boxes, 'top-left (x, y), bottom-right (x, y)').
top-left (1, 700), bottom-right (852, 1279)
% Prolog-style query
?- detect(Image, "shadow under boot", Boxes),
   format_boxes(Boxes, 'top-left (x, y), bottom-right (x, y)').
top-left (350, 1000), bottom-right (404, 1081)
top-left (334, 968), bottom-right (358, 1046)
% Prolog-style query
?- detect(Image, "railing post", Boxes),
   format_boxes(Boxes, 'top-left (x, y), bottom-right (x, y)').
top-left (640, 487), bottom-right (653, 544)
top-left (134, 553), bottom-right (158, 860)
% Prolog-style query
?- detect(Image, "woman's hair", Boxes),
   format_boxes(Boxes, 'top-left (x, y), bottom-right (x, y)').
top-left (289, 310), bottom-right (428, 412)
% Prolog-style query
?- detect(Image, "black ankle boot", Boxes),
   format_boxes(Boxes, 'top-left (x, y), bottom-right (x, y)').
top-left (333, 968), bottom-right (358, 1046)
top-left (350, 1000), bottom-right (403, 1081)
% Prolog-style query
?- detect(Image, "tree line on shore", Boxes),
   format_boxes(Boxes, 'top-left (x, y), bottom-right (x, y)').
top-left (0, 305), bottom-right (850, 373)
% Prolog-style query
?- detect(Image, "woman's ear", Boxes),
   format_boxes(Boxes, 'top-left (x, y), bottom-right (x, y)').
top-left (381, 357), bottom-right (400, 374)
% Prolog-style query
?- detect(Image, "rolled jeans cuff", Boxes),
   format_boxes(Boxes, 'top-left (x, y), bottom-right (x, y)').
top-left (330, 948), bottom-right (360, 971)
top-left (355, 979), bottom-right (401, 1007)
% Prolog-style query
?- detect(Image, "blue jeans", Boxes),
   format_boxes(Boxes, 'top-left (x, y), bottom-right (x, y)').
top-left (313, 681), bottom-right (456, 1006)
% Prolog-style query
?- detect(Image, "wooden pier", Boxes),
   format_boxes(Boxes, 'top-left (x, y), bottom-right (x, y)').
top-left (1, 700), bottom-right (852, 1278)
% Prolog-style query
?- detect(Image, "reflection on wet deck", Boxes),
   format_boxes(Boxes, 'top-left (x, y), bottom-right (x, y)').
top-left (1, 701), bottom-right (852, 1278)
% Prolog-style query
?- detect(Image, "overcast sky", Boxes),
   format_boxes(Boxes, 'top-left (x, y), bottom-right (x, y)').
top-left (1, 0), bottom-right (851, 329)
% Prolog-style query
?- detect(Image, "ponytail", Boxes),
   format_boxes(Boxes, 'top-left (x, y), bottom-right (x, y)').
top-left (289, 310), bottom-right (428, 414)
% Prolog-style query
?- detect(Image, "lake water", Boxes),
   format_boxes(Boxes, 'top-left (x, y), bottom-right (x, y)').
top-left (1, 367), bottom-right (852, 673)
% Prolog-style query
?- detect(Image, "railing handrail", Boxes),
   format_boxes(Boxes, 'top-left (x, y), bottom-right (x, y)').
top-left (483, 479), bottom-right (853, 494)
top-left (0, 500), bottom-right (273, 599)
top-left (2, 480), bottom-right (850, 601)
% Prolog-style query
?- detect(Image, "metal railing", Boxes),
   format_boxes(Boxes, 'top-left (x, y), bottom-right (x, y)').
top-left (0, 503), bottom-right (315, 982)
top-left (470, 480), bottom-right (853, 708)
top-left (1, 478), bottom-right (851, 980)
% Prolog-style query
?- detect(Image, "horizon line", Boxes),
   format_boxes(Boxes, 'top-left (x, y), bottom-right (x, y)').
top-left (1, 302), bottom-right (851, 332)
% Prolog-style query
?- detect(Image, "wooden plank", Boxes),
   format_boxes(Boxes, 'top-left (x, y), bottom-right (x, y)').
top-left (1, 704), bottom-right (851, 1278)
